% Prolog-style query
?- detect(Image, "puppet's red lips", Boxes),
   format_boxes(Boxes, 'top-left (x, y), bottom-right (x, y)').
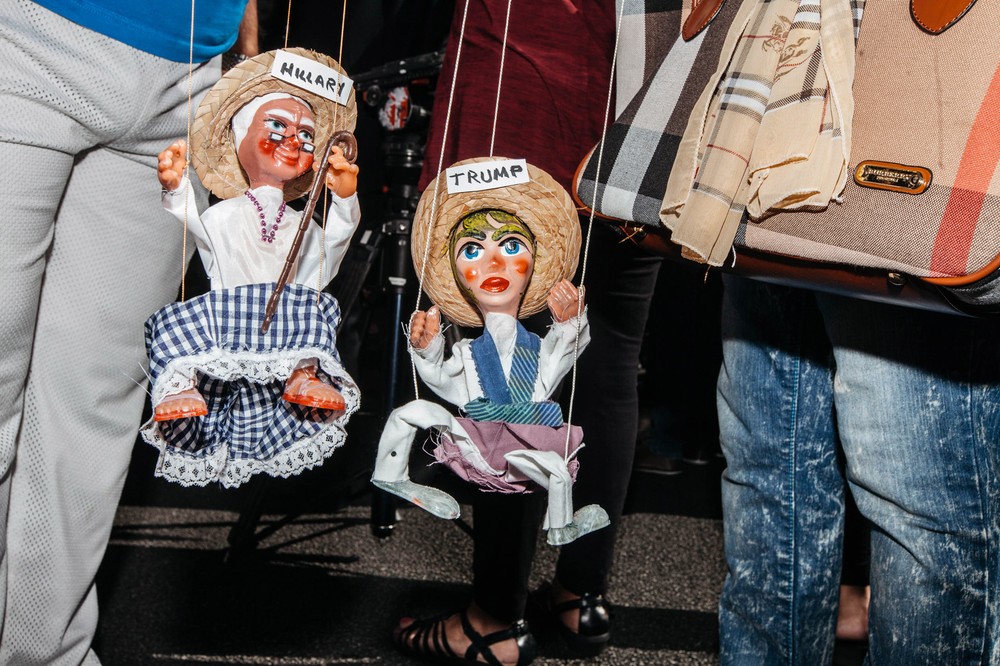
top-left (480, 277), bottom-right (509, 293)
top-left (274, 151), bottom-right (300, 165)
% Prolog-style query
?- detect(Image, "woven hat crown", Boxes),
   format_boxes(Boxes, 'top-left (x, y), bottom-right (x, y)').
top-left (191, 48), bottom-right (358, 201)
top-left (412, 157), bottom-right (581, 327)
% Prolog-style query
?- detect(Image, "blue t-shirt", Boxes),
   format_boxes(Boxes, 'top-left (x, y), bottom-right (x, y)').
top-left (33, 0), bottom-right (249, 63)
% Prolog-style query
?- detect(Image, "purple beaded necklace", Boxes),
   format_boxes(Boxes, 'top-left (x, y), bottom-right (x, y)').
top-left (244, 190), bottom-right (287, 244)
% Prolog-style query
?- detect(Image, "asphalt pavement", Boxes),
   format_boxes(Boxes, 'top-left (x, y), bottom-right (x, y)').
top-left (94, 415), bottom-right (728, 666)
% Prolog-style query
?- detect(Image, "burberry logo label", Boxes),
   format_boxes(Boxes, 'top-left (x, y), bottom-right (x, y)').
top-left (271, 50), bottom-right (353, 105)
top-left (854, 160), bottom-right (932, 195)
top-left (446, 159), bottom-right (529, 194)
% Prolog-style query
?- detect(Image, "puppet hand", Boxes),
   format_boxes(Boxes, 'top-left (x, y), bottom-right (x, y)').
top-left (409, 306), bottom-right (441, 349)
top-left (323, 145), bottom-right (359, 198)
top-left (547, 279), bottom-right (584, 322)
top-left (157, 140), bottom-right (187, 192)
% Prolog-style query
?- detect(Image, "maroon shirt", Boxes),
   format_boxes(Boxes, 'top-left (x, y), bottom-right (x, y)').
top-left (418, 0), bottom-right (616, 193)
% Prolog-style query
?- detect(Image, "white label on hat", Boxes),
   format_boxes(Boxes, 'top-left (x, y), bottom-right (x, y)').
top-left (271, 50), bottom-right (353, 106)
top-left (446, 159), bottom-right (530, 194)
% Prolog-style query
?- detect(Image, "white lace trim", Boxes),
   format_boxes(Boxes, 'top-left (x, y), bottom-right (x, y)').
top-left (140, 347), bottom-right (361, 488)
top-left (139, 418), bottom-right (352, 488)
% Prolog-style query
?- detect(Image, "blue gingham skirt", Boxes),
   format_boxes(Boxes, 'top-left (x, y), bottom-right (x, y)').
top-left (139, 283), bottom-right (360, 488)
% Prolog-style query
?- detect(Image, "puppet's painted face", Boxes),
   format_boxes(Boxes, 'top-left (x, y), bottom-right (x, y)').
top-left (450, 210), bottom-right (535, 318)
top-left (236, 97), bottom-right (316, 189)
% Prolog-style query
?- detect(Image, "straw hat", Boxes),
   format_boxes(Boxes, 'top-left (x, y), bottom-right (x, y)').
top-left (191, 48), bottom-right (357, 201)
top-left (412, 157), bottom-right (581, 327)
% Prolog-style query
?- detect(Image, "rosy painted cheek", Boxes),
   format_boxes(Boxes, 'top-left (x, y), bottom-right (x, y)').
top-left (257, 138), bottom-right (278, 157)
top-left (300, 154), bottom-right (314, 171)
top-left (463, 267), bottom-right (478, 285)
top-left (514, 258), bottom-right (531, 275)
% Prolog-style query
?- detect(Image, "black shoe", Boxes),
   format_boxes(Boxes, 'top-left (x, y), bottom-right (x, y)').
top-left (528, 583), bottom-right (610, 657)
top-left (394, 609), bottom-right (537, 665)
top-left (634, 450), bottom-right (684, 476)
top-left (682, 447), bottom-right (712, 466)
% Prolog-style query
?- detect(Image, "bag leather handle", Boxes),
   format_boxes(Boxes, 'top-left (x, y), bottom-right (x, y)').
top-left (911, 0), bottom-right (978, 34)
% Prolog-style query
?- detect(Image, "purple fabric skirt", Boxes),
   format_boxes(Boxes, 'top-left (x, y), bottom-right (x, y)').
top-left (434, 417), bottom-right (583, 493)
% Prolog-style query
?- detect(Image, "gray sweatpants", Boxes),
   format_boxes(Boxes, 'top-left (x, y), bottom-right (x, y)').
top-left (0, 2), bottom-right (217, 663)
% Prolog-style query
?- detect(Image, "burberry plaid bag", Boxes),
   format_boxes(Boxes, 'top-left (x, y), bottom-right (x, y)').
top-left (732, 0), bottom-right (1000, 314)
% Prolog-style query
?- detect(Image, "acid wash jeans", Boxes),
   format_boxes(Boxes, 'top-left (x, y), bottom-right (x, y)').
top-left (717, 276), bottom-right (1000, 666)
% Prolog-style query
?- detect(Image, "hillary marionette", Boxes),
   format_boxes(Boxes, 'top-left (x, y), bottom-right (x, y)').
top-left (140, 49), bottom-right (361, 487)
top-left (371, 157), bottom-right (609, 546)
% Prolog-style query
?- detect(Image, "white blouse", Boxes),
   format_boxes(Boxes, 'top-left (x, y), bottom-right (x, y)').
top-left (410, 311), bottom-right (590, 408)
top-left (164, 176), bottom-right (361, 291)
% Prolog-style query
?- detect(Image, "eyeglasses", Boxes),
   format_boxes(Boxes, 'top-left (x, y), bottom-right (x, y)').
top-left (267, 130), bottom-right (315, 154)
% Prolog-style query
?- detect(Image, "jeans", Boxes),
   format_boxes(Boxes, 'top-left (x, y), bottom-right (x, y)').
top-left (718, 276), bottom-right (1000, 665)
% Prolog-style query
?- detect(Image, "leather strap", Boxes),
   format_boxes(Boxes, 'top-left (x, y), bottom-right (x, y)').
top-left (460, 611), bottom-right (518, 666)
top-left (911, 0), bottom-right (978, 34)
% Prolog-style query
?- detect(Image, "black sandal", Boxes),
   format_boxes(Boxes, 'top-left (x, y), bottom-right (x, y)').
top-left (393, 609), bottom-right (537, 665)
top-left (528, 582), bottom-right (611, 657)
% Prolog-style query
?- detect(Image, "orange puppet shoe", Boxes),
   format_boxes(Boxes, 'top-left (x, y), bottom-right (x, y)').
top-left (282, 366), bottom-right (346, 411)
top-left (154, 388), bottom-right (208, 422)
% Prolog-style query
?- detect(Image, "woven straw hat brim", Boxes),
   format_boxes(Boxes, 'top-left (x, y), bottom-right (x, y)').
top-left (412, 157), bottom-right (581, 328)
top-left (191, 48), bottom-right (358, 201)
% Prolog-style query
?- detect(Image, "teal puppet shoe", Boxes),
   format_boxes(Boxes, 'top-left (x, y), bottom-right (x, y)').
top-left (546, 504), bottom-right (610, 546)
top-left (371, 479), bottom-right (461, 520)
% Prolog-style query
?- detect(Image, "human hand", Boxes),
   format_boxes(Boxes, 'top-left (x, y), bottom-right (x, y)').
top-left (409, 306), bottom-right (441, 350)
top-left (547, 279), bottom-right (584, 322)
top-left (323, 145), bottom-right (359, 198)
top-left (157, 140), bottom-right (187, 191)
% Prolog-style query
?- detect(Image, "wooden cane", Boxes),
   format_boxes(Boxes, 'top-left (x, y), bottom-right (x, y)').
top-left (260, 130), bottom-right (358, 333)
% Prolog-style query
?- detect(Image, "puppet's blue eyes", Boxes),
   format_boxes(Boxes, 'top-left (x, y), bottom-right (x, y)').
top-left (501, 238), bottom-right (525, 256)
top-left (460, 243), bottom-right (483, 260)
top-left (264, 118), bottom-right (286, 133)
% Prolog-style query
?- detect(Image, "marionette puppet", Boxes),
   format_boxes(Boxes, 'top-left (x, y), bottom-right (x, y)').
top-left (371, 157), bottom-right (610, 546)
top-left (140, 49), bottom-right (362, 487)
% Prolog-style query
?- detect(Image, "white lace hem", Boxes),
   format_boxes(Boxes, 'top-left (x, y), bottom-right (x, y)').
top-left (140, 346), bottom-right (360, 488)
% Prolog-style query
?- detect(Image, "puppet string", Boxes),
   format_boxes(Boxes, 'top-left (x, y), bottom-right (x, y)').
top-left (487, 0), bottom-right (514, 157)
top-left (411, 0), bottom-right (472, 399)
top-left (317, 0), bottom-right (349, 300)
top-left (284, 0), bottom-right (292, 48)
top-left (561, 0), bottom-right (625, 460)
top-left (317, 189), bottom-right (328, 297)
top-left (180, 0), bottom-right (197, 302)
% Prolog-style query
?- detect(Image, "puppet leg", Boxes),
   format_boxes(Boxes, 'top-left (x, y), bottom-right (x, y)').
top-left (504, 450), bottom-right (610, 546)
top-left (371, 400), bottom-right (464, 520)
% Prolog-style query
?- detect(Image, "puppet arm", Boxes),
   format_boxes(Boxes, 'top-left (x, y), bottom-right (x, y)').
top-left (157, 140), bottom-right (209, 249)
top-left (535, 309), bottom-right (591, 400)
top-left (161, 174), bottom-right (214, 273)
top-left (295, 192), bottom-right (361, 290)
top-left (295, 147), bottom-right (363, 289)
top-left (410, 334), bottom-right (474, 407)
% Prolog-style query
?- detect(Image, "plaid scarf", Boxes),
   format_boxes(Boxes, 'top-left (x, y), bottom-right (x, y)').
top-left (661, 0), bottom-right (862, 266)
